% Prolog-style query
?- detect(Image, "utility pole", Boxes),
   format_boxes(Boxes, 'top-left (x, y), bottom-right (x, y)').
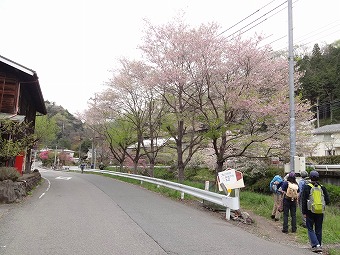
top-left (317, 97), bottom-right (320, 128)
top-left (288, 0), bottom-right (296, 172)
top-left (78, 137), bottom-right (82, 164)
top-left (91, 138), bottom-right (94, 168)
top-left (53, 145), bottom-right (57, 169)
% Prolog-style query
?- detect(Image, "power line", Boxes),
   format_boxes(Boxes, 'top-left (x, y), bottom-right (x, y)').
top-left (231, 2), bottom-right (288, 39)
top-left (224, 1), bottom-right (287, 39)
top-left (218, 0), bottom-right (339, 53)
top-left (295, 20), bottom-right (340, 43)
top-left (275, 25), bottom-right (340, 52)
top-left (216, 0), bottom-right (280, 37)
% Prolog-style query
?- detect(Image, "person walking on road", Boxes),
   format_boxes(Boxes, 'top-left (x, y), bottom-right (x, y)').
top-left (280, 172), bottom-right (299, 234)
top-left (298, 170), bottom-right (309, 227)
top-left (301, 170), bottom-right (330, 253)
top-left (80, 162), bottom-right (85, 174)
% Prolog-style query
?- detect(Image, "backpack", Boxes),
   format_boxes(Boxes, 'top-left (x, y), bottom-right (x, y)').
top-left (270, 175), bottom-right (283, 193)
top-left (307, 183), bottom-right (325, 214)
top-left (285, 182), bottom-right (298, 200)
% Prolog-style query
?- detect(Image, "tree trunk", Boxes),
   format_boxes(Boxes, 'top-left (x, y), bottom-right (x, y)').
top-left (133, 162), bottom-right (138, 174)
top-left (149, 159), bottom-right (155, 177)
top-left (178, 160), bottom-right (185, 182)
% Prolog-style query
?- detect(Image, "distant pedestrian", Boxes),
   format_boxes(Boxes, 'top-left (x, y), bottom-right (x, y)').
top-left (80, 162), bottom-right (85, 173)
top-left (269, 175), bottom-right (284, 221)
top-left (281, 172), bottom-right (299, 233)
top-left (301, 170), bottom-right (330, 253)
top-left (298, 170), bottom-right (309, 227)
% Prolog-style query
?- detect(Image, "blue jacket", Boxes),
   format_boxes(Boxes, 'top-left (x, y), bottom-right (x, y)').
top-left (270, 175), bottom-right (283, 194)
top-left (298, 178), bottom-right (309, 200)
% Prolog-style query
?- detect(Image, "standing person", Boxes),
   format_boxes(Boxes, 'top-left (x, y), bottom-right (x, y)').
top-left (269, 175), bottom-right (284, 221)
top-left (298, 170), bottom-right (309, 227)
top-left (301, 170), bottom-right (330, 253)
top-left (281, 172), bottom-right (299, 233)
top-left (80, 162), bottom-right (85, 174)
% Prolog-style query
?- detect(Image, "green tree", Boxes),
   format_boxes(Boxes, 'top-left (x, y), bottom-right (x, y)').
top-left (297, 42), bottom-right (340, 124)
top-left (34, 115), bottom-right (58, 148)
top-left (0, 119), bottom-right (36, 166)
top-left (105, 118), bottom-right (136, 170)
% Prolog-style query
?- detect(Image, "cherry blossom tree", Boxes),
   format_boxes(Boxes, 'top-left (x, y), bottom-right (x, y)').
top-left (139, 19), bottom-right (233, 181)
top-left (139, 18), bottom-right (313, 179)
top-left (107, 58), bottom-right (167, 175)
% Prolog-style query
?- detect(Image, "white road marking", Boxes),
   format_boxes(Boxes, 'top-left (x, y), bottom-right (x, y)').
top-left (39, 177), bottom-right (51, 199)
top-left (55, 176), bottom-right (72, 180)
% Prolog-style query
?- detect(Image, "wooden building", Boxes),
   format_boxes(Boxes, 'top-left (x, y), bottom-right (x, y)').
top-left (0, 55), bottom-right (47, 173)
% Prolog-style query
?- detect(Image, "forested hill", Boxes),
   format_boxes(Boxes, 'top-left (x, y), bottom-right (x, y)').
top-left (297, 41), bottom-right (340, 126)
top-left (44, 101), bottom-right (85, 151)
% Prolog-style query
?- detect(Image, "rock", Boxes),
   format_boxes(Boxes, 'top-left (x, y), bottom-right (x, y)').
top-left (0, 171), bottom-right (41, 204)
top-left (0, 180), bottom-right (16, 203)
top-left (231, 209), bottom-right (254, 224)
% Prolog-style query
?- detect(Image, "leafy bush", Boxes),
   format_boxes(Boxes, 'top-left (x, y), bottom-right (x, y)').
top-left (0, 167), bottom-right (21, 181)
top-left (154, 167), bottom-right (175, 180)
top-left (184, 167), bottom-right (215, 181)
top-left (324, 183), bottom-right (340, 207)
top-left (242, 163), bottom-right (284, 194)
top-left (189, 168), bottom-right (215, 182)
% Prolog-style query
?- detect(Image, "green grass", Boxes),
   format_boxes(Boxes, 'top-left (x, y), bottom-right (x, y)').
top-left (329, 249), bottom-right (340, 255)
top-left (240, 190), bottom-right (340, 254)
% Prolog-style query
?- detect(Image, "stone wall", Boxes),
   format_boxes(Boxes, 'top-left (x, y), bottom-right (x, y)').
top-left (0, 170), bottom-right (41, 203)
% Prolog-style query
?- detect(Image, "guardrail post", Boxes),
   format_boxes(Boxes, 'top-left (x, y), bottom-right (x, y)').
top-left (181, 192), bottom-right (184, 200)
top-left (205, 181), bottom-right (209, 190)
top-left (220, 183), bottom-right (231, 220)
top-left (226, 208), bottom-right (231, 220)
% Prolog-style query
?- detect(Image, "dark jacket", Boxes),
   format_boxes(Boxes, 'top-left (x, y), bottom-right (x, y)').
top-left (301, 181), bottom-right (330, 215)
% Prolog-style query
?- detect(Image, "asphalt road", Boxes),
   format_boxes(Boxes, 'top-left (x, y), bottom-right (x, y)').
top-left (0, 169), bottom-right (315, 255)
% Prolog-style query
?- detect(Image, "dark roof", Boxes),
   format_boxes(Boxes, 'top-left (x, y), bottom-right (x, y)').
top-left (0, 55), bottom-right (46, 115)
top-left (313, 124), bottom-right (340, 134)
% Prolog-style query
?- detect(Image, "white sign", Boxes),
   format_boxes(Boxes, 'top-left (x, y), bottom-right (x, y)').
top-left (56, 176), bottom-right (72, 180)
top-left (218, 169), bottom-right (245, 191)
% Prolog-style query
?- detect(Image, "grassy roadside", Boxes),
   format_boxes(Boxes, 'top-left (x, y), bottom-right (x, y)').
top-left (90, 171), bottom-right (340, 255)
top-left (240, 191), bottom-right (340, 253)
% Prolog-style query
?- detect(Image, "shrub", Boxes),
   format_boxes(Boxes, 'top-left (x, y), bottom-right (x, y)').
top-left (0, 167), bottom-right (21, 181)
top-left (189, 168), bottom-right (215, 182)
top-left (242, 164), bottom-right (284, 194)
top-left (154, 167), bottom-right (175, 180)
top-left (324, 183), bottom-right (340, 207)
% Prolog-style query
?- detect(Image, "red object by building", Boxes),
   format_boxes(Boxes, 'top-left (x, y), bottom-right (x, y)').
top-left (14, 152), bottom-right (25, 175)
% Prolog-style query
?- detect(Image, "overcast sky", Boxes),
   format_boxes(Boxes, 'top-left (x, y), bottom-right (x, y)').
top-left (1, 0), bottom-right (339, 114)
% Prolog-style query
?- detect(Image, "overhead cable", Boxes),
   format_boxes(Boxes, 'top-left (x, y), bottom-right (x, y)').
top-left (216, 0), bottom-right (280, 37)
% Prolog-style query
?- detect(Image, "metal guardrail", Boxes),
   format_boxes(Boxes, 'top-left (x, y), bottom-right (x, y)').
top-left (84, 169), bottom-right (240, 220)
top-left (314, 165), bottom-right (340, 171)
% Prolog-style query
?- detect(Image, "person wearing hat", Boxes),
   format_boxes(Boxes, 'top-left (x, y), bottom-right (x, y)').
top-left (280, 171), bottom-right (299, 233)
top-left (298, 170), bottom-right (309, 227)
top-left (301, 170), bottom-right (330, 253)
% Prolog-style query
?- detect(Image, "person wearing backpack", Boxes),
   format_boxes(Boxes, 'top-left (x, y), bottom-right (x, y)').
top-left (269, 175), bottom-right (284, 221)
top-left (280, 172), bottom-right (299, 234)
top-left (301, 170), bottom-right (330, 253)
top-left (298, 170), bottom-right (309, 228)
